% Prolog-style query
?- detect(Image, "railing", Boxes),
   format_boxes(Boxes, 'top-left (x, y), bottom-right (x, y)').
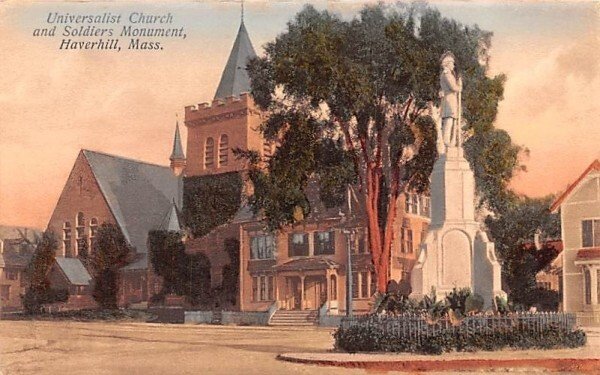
top-left (340, 312), bottom-right (577, 345)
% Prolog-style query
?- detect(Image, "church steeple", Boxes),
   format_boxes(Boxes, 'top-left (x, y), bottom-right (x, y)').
top-left (213, 8), bottom-right (257, 100)
top-left (169, 117), bottom-right (186, 176)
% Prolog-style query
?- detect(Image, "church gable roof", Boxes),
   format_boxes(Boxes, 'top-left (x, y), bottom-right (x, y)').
top-left (82, 150), bottom-right (182, 256)
top-left (214, 21), bottom-right (257, 100)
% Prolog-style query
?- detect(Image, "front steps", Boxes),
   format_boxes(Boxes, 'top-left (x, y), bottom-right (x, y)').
top-left (269, 310), bottom-right (318, 326)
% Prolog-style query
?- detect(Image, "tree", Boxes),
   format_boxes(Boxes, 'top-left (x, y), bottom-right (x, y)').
top-left (486, 195), bottom-right (561, 308)
top-left (91, 223), bottom-right (132, 309)
top-left (245, 3), bottom-right (520, 292)
top-left (148, 230), bottom-right (212, 306)
top-left (22, 231), bottom-right (68, 313)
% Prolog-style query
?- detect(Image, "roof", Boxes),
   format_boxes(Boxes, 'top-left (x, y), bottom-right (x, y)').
top-left (122, 253), bottom-right (148, 271)
top-left (551, 159), bottom-right (600, 212)
top-left (83, 150), bottom-right (182, 260)
top-left (273, 257), bottom-right (340, 272)
top-left (214, 21), bottom-right (257, 100)
top-left (0, 225), bottom-right (41, 242)
top-left (576, 248), bottom-right (600, 261)
top-left (0, 238), bottom-right (35, 268)
top-left (170, 121), bottom-right (185, 161)
top-left (54, 257), bottom-right (92, 286)
top-left (158, 201), bottom-right (182, 232)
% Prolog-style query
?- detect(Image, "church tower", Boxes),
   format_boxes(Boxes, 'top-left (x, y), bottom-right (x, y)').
top-left (184, 18), bottom-right (267, 177)
top-left (170, 119), bottom-right (186, 176)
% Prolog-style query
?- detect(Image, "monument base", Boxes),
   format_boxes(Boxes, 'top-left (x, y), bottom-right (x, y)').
top-left (410, 147), bottom-right (504, 308)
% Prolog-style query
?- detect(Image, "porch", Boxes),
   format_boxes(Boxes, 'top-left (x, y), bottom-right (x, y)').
top-left (273, 258), bottom-right (341, 313)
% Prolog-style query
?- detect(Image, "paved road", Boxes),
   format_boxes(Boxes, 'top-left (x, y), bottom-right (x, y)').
top-left (0, 321), bottom-right (598, 374)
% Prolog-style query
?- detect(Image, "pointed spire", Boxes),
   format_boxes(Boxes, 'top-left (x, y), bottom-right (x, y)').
top-left (213, 14), bottom-right (257, 100)
top-left (170, 116), bottom-right (185, 161)
top-left (170, 115), bottom-right (186, 176)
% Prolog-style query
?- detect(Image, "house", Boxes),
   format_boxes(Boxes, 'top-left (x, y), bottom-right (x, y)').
top-left (0, 227), bottom-right (39, 311)
top-left (46, 148), bottom-right (183, 308)
top-left (239, 188), bottom-right (430, 315)
top-left (550, 159), bottom-right (600, 313)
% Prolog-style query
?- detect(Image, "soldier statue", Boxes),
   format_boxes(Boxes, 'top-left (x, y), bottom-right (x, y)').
top-left (439, 51), bottom-right (463, 149)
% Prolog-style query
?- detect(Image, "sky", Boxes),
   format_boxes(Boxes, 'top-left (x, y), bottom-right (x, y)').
top-left (0, 0), bottom-right (598, 229)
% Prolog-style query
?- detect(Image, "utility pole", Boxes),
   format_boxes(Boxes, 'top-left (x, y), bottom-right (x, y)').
top-left (345, 185), bottom-right (354, 317)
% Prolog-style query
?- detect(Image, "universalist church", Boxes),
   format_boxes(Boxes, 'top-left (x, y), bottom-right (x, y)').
top-left (44, 18), bottom-right (431, 322)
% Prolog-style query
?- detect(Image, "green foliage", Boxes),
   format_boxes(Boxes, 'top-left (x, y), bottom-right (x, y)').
top-left (465, 294), bottom-right (485, 314)
top-left (445, 287), bottom-right (472, 315)
top-left (244, 4), bottom-right (522, 297)
top-left (183, 172), bottom-right (243, 237)
top-left (219, 238), bottom-right (240, 308)
top-left (91, 223), bottom-right (133, 309)
top-left (22, 231), bottom-right (68, 314)
top-left (486, 195), bottom-right (561, 308)
top-left (374, 291), bottom-right (418, 315)
top-left (148, 230), bottom-right (212, 306)
top-left (334, 316), bottom-right (587, 354)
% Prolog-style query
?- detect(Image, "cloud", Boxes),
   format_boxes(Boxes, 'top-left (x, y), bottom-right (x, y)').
top-left (496, 33), bottom-right (600, 196)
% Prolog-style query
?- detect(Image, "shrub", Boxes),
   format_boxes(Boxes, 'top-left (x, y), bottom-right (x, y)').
top-left (334, 315), bottom-right (586, 355)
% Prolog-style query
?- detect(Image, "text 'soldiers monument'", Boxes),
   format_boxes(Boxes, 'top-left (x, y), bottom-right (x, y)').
top-left (410, 52), bottom-right (504, 307)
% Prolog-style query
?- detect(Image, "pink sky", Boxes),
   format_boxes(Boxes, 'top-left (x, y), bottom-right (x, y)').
top-left (0, 1), bottom-right (598, 229)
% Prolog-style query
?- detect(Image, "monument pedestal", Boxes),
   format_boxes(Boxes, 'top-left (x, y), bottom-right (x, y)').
top-left (410, 147), bottom-right (504, 308)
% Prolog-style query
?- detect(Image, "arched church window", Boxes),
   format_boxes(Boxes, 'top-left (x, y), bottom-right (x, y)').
top-left (75, 212), bottom-right (86, 256)
top-left (63, 222), bottom-right (72, 256)
top-left (219, 134), bottom-right (229, 167)
top-left (89, 218), bottom-right (98, 252)
top-left (205, 137), bottom-right (215, 168)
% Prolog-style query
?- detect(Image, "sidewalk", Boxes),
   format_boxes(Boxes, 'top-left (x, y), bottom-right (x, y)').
top-left (278, 350), bottom-right (600, 373)
top-left (278, 328), bottom-right (600, 373)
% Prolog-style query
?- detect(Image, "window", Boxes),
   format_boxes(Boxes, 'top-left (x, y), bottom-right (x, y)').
top-left (582, 219), bottom-right (600, 248)
top-left (252, 277), bottom-right (258, 302)
top-left (263, 141), bottom-right (272, 158)
top-left (420, 196), bottom-right (431, 217)
top-left (351, 272), bottom-right (359, 299)
top-left (63, 221), bottom-right (72, 255)
top-left (401, 219), bottom-right (413, 254)
top-left (204, 137), bottom-right (215, 168)
top-left (218, 134), bottom-right (229, 167)
top-left (330, 275), bottom-right (337, 300)
top-left (370, 271), bottom-right (377, 297)
top-left (584, 268), bottom-right (592, 305)
top-left (314, 231), bottom-right (335, 255)
top-left (4, 269), bottom-right (18, 281)
top-left (268, 276), bottom-right (274, 301)
top-left (405, 193), bottom-right (413, 213)
top-left (75, 213), bottom-right (86, 256)
top-left (357, 230), bottom-right (367, 254)
top-left (89, 218), bottom-right (98, 251)
top-left (288, 233), bottom-right (309, 257)
top-left (597, 270), bottom-right (600, 304)
top-left (250, 235), bottom-right (275, 260)
top-left (259, 275), bottom-right (267, 301)
top-left (537, 282), bottom-right (551, 290)
top-left (252, 275), bottom-right (274, 302)
top-left (360, 271), bottom-right (369, 298)
top-left (0, 285), bottom-right (10, 300)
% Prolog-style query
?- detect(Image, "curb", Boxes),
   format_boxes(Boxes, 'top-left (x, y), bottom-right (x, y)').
top-left (277, 353), bottom-right (600, 373)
